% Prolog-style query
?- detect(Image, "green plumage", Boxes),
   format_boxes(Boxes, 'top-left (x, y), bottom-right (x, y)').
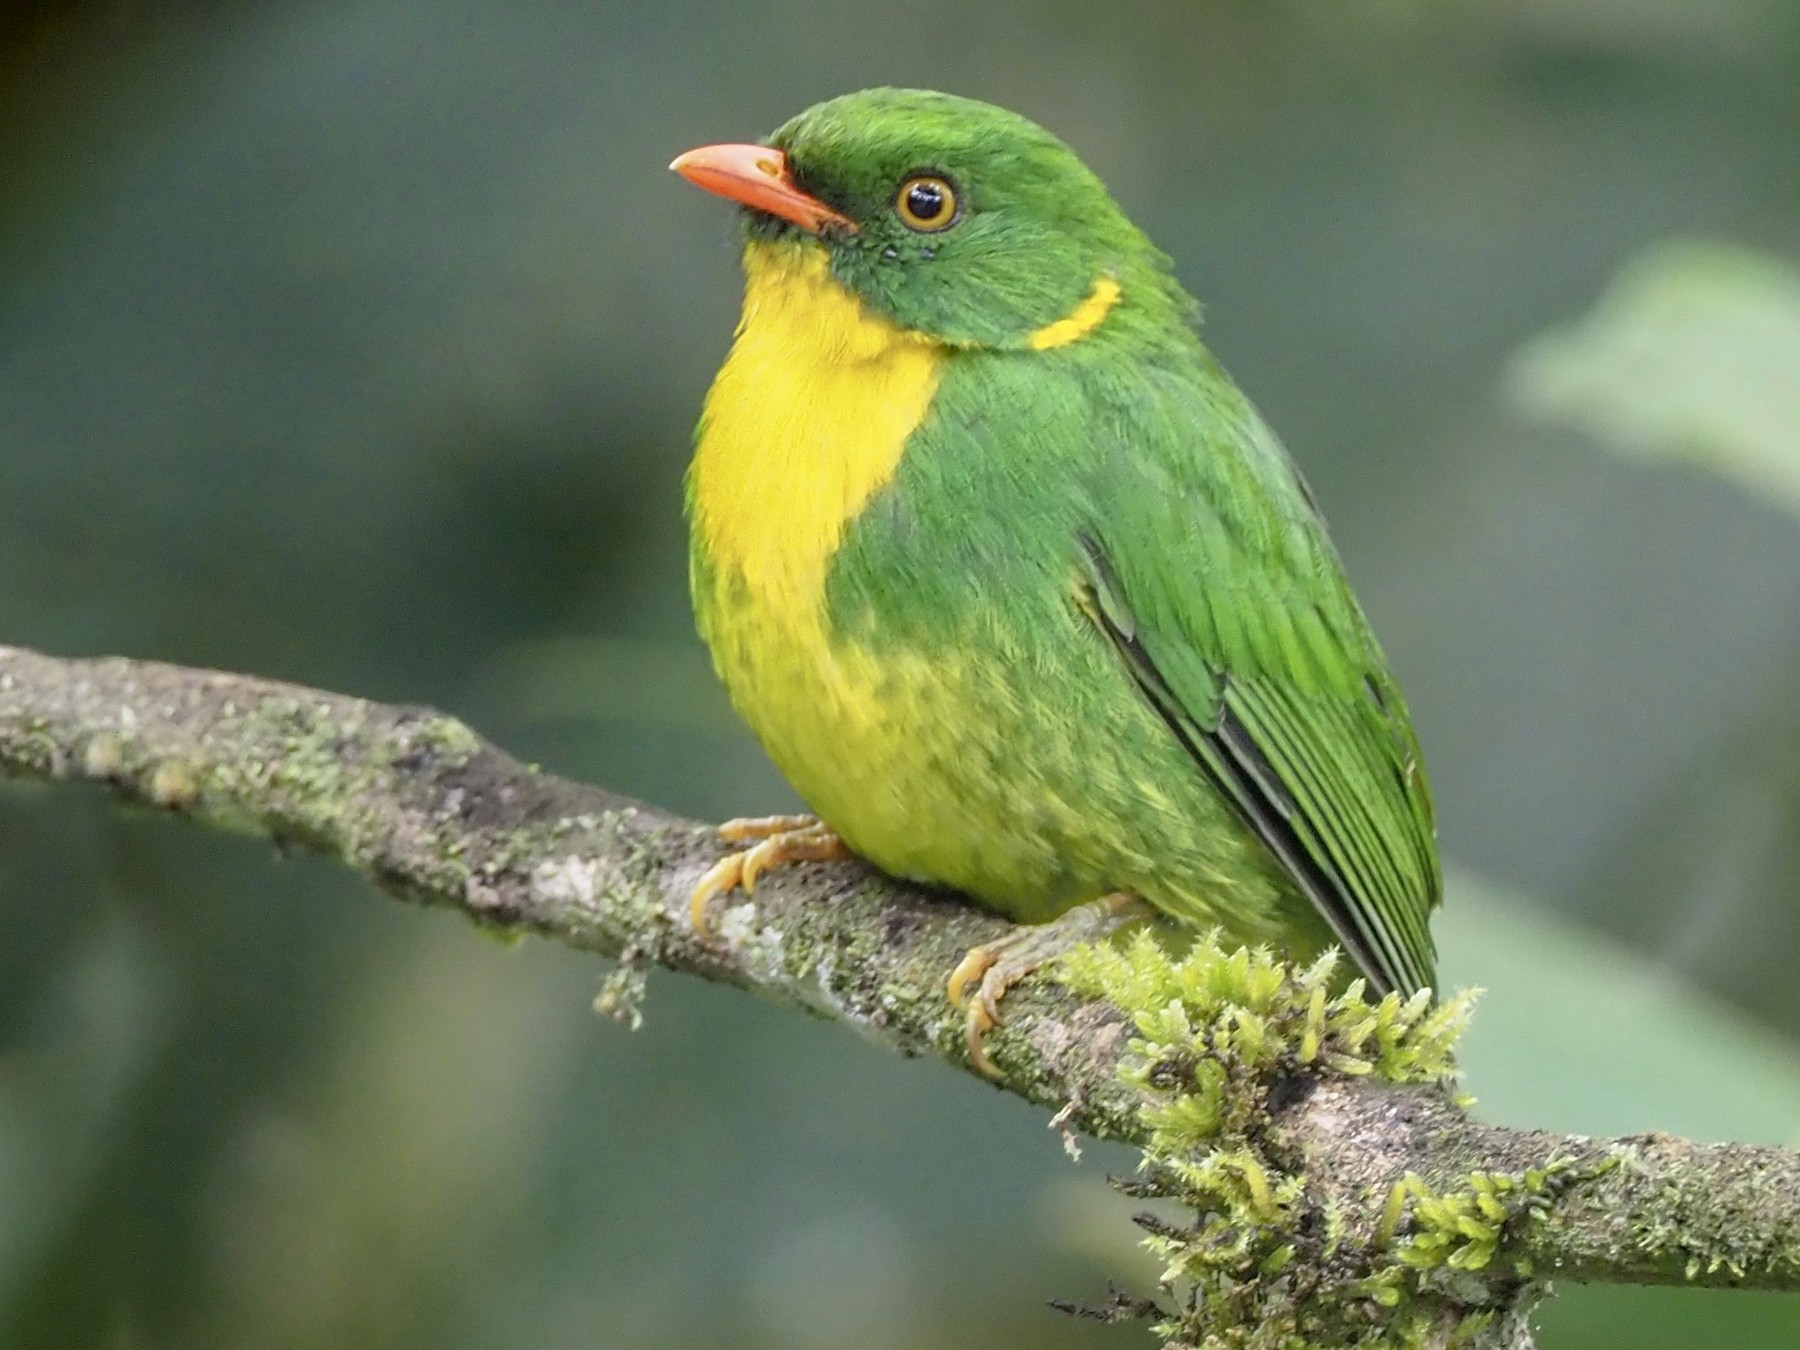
top-left (688, 89), bottom-right (1441, 996)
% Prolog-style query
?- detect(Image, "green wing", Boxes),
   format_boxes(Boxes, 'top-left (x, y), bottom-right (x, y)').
top-left (1079, 386), bottom-right (1441, 996)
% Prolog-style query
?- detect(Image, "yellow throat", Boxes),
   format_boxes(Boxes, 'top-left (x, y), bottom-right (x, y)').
top-left (689, 242), bottom-right (944, 613)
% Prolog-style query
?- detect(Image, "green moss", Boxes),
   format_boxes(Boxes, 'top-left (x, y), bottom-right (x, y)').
top-left (1384, 1164), bottom-right (1591, 1280)
top-left (1055, 930), bottom-right (1485, 1349)
top-left (1059, 930), bottom-right (1471, 1150)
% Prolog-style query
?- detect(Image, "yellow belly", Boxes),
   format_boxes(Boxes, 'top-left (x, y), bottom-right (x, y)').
top-left (687, 239), bottom-right (946, 853)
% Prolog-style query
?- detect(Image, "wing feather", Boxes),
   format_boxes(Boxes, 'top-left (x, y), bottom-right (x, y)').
top-left (1074, 394), bottom-right (1441, 996)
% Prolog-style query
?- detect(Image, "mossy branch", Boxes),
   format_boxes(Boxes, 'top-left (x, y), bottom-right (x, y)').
top-left (2, 644), bottom-right (1798, 1348)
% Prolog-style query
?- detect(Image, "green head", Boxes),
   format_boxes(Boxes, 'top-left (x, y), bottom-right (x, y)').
top-left (672, 88), bottom-right (1191, 348)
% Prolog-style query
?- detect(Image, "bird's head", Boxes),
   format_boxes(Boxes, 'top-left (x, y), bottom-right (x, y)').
top-left (672, 88), bottom-right (1190, 350)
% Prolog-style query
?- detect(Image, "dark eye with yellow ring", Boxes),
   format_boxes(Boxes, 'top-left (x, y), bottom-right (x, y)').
top-left (895, 175), bottom-right (958, 231)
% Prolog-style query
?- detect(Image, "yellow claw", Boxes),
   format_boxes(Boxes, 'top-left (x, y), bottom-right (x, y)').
top-left (689, 853), bottom-right (749, 937)
top-left (947, 892), bottom-right (1151, 1079)
top-left (945, 943), bottom-right (997, 1012)
top-left (689, 815), bottom-right (853, 942)
top-left (738, 834), bottom-right (788, 892)
top-left (946, 937), bottom-right (1012, 1077)
top-left (964, 1000), bottom-right (1002, 1078)
top-left (717, 813), bottom-right (818, 843)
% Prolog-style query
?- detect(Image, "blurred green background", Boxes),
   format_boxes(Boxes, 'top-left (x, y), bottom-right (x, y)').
top-left (4, 1), bottom-right (1800, 1346)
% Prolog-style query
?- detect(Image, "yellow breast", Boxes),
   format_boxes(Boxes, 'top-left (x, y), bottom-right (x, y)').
top-left (690, 241), bottom-right (943, 614)
top-left (688, 241), bottom-right (945, 812)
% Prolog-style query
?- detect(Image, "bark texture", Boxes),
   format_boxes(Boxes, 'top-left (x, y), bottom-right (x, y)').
top-left (2, 645), bottom-right (1796, 1347)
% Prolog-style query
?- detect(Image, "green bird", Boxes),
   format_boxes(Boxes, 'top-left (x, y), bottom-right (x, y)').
top-left (671, 89), bottom-right (1440, 1072)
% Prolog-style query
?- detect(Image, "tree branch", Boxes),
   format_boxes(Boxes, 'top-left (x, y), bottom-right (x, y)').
top-left (2, 644), bottom-right (1797, 1347)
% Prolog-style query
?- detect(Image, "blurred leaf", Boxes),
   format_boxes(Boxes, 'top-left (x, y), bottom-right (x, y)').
top-left (1439, 869), bottom-right (1800, 1145)
top-left (1507, 240), bottom-right (1800, 518)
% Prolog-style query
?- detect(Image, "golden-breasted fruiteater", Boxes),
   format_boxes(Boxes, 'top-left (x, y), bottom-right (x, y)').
top-left (671, 88), bottom-right (1440, 1074)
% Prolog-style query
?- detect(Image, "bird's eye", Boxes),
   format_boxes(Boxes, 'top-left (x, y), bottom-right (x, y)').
top-left (894, 175), bottom-right (958, 231)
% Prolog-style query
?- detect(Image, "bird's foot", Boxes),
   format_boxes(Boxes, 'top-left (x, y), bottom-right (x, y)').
top-left (947, 891), bottom-right (1151, 1078)
top-left (690, 815), bottom-right (852, 940)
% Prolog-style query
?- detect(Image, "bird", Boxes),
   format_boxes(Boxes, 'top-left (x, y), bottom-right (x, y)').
top-left (670, 88), bottom-right (1440, 1074)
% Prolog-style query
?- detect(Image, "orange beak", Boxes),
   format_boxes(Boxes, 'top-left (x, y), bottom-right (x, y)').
top-left (669, 143), bottom-right (858, 235)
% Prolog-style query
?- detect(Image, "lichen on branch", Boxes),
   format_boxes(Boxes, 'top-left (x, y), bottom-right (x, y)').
top-left (2, 644), bottom-right (1799, 1350)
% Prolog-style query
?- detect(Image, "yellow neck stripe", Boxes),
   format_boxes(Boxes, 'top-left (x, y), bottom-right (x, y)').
top-left (1028, 276), bottom-right (1122, 350)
